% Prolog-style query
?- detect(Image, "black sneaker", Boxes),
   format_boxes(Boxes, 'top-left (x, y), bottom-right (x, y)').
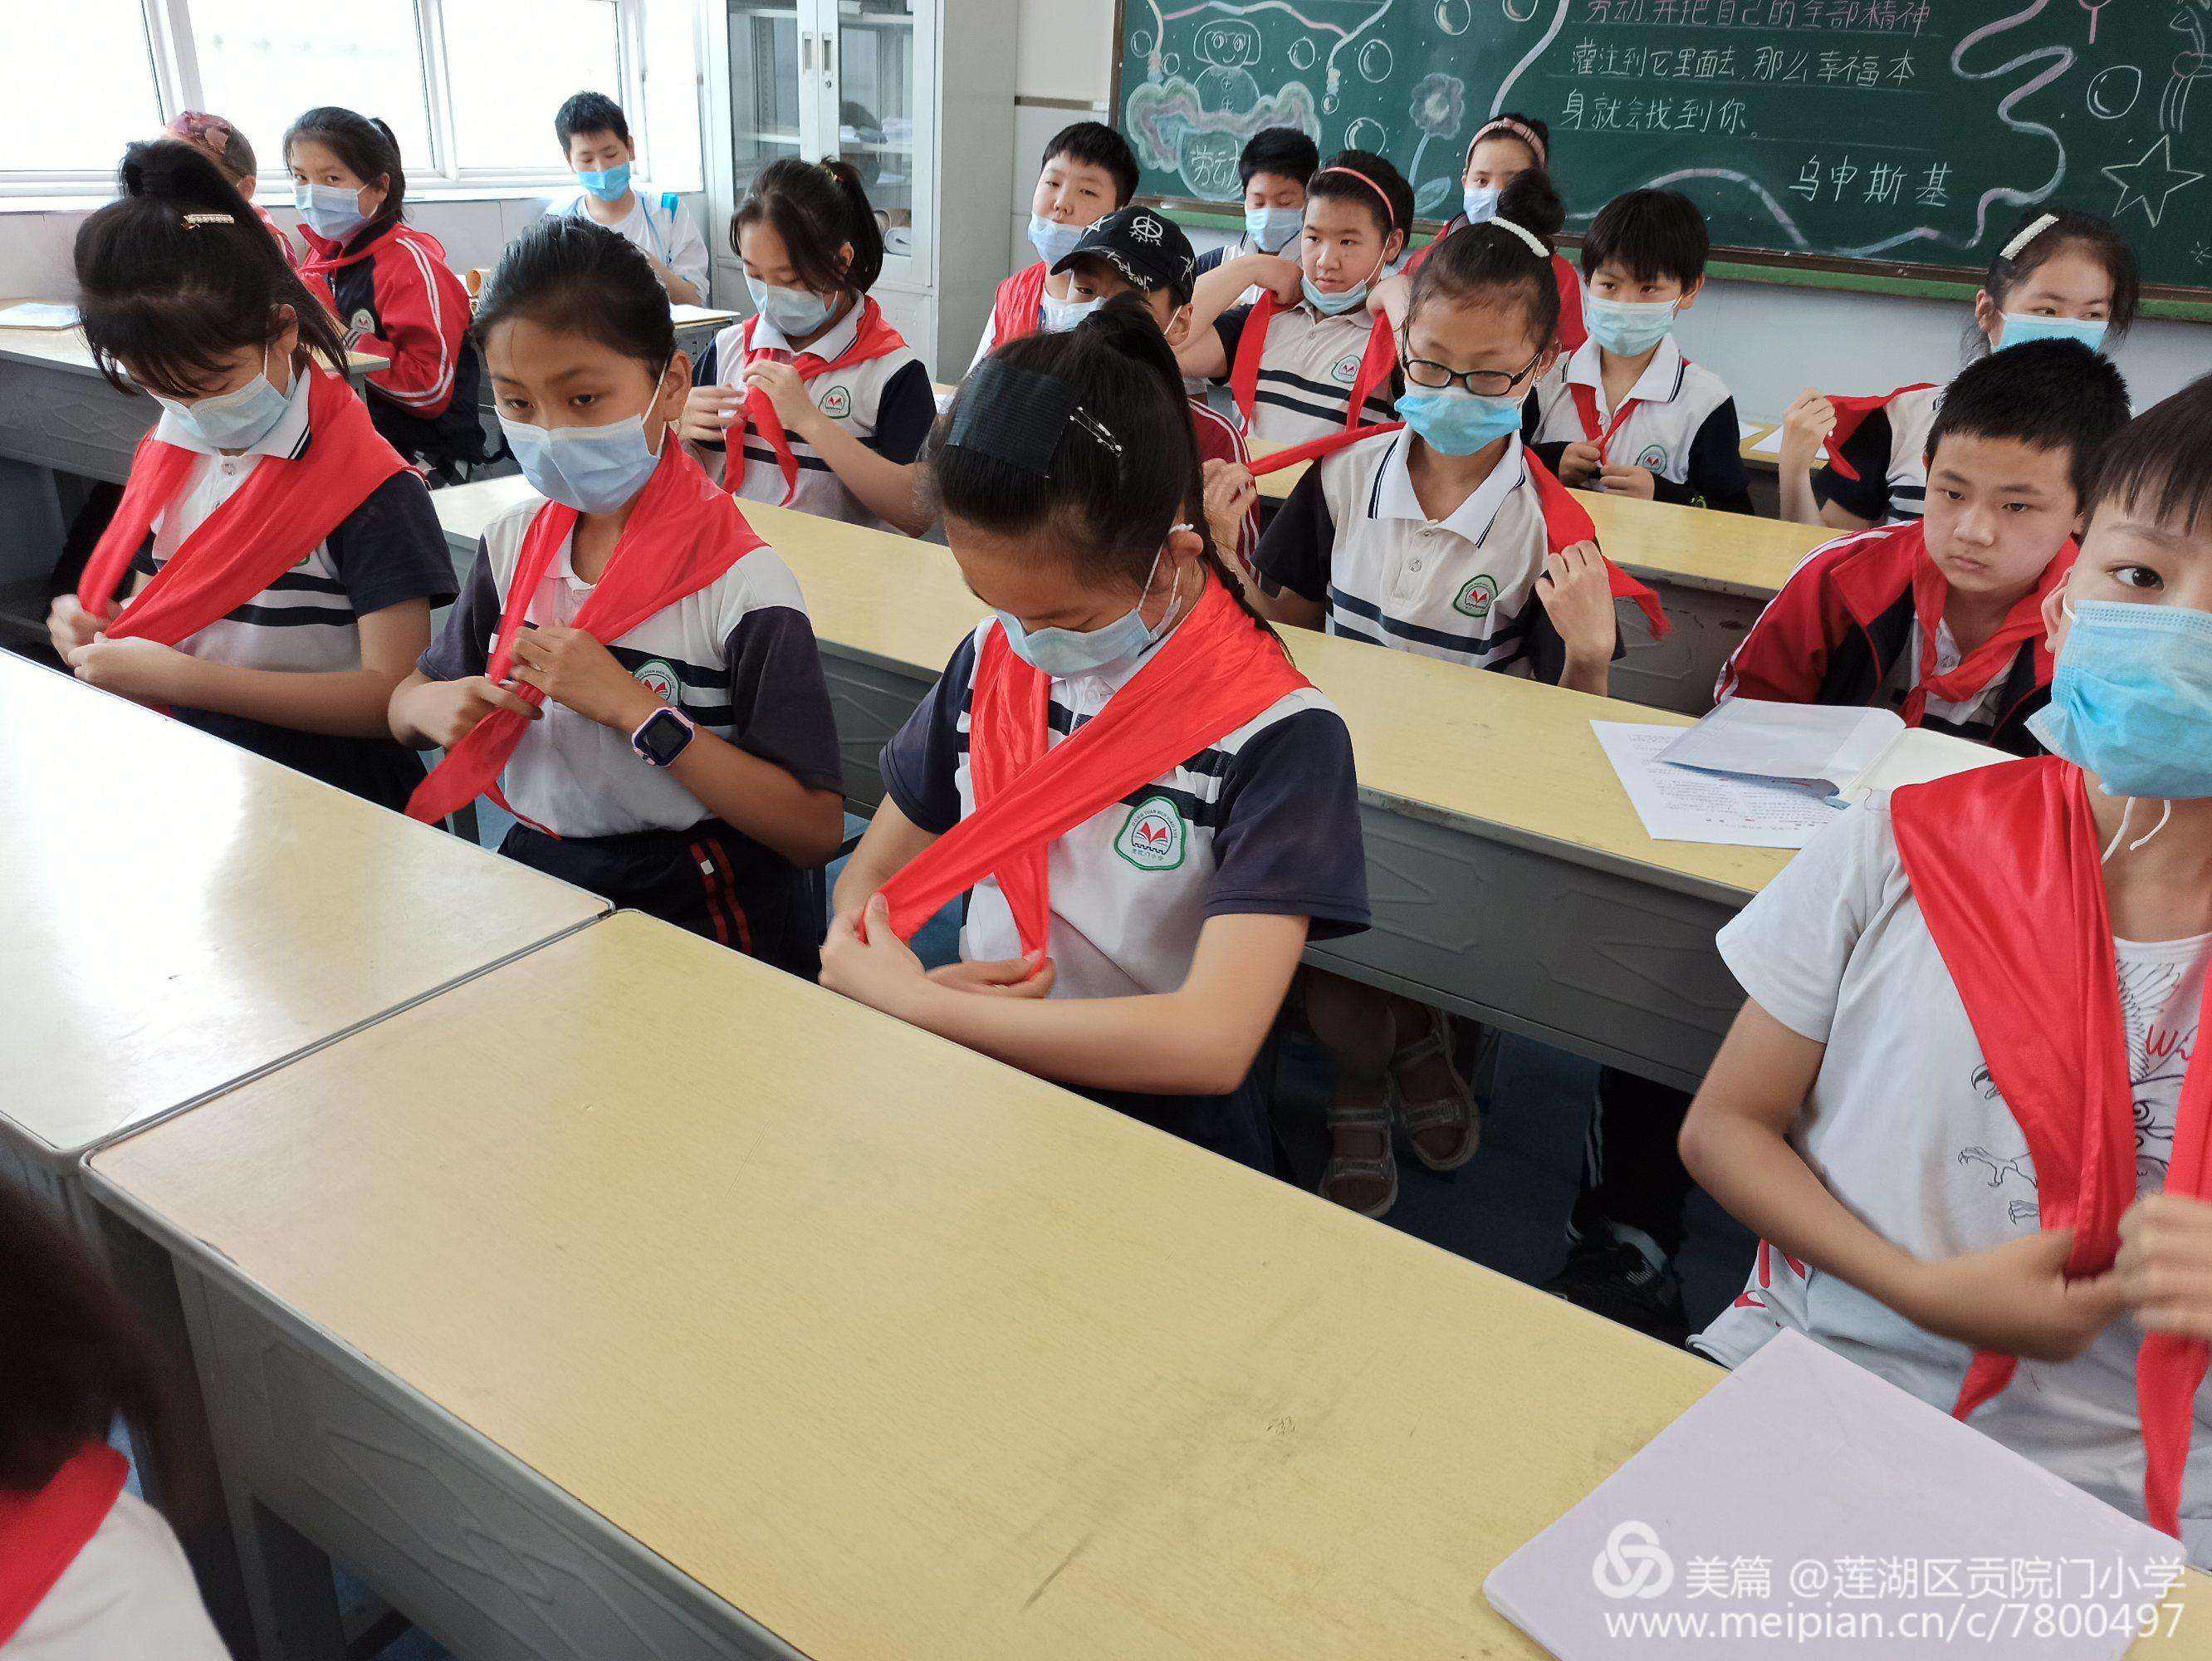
top-left (1541, 1237), bottom-right (1690, 1347)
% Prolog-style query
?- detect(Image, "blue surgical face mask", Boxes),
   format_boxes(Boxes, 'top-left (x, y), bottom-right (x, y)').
top-left (1245, 203), bottom-right (1302, 254)
top-left (1395, 386), bottom-right (1524, 457)
top-left (576, 161), bottom-right (632, 203)
top-left (1461, 184), bottom-right (1502, 225)
top-left (155, 343), bottom-right (295, 454)
top-left (1028, 213), bottom-right (1085, 269)
top-left (293, 180), bottom-right (369, 243)
top-left (1304, 277), bottom-right (1369, 316)
top-left (2027, 600), bottom-right (2212, 801)
top-left (500, 365), bottom-right (671, 512)
top-left (1038, 292), bottom-right (1102, 333)
top-left (1998, 312), bottom-right (2109, 355)
top-left (996, 545), bottom-right (1182, 679)
top-left (1583, 293), bottom-right (1681, 358)
top-left (745, 273), bottom-right (835, 339)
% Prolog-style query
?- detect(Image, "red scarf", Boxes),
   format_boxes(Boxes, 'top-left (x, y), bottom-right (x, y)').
top-left (1251, 429), bottom-right (1670, 640)
top-left (1899, 522), bottom-right (2072, 723)
top-left (876, 580), bottom-right (1308, 953)
top-left (727, 297), bottom-right (908, 506)
top-left (1568, 380), bottom-right (1648, 466)
top-left (405, 442), bottom-right (764, 826)
top-left (76, 367), bottom-right (407, 644)
top-left (0, 1443), bottom-right (128, 1645)
top-left (1823, 383), bottom-right (1937, 482)
top-left (1893, 757), bottom-right (2212, 1537)
top-left (1228, 295), bottom-right (1397, 436)
top-left (990, 262), bottom-right (1051, 351)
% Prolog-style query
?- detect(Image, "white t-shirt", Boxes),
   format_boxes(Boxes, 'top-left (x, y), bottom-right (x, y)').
top-left (6, 1491), bottom-right (229, 1659)
top-left (1695, 791), bottom-right (2212, 1558)
top-left (546, 189), bottom-right (709, 297)
top-left (1873, 616), bottom-right (2009, 732)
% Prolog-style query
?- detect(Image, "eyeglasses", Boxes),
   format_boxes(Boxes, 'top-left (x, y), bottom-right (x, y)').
top-left (1399, 339), bottom-right (1548, 398)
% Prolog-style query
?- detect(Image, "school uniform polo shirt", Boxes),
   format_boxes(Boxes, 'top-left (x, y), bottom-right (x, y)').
top-left (880, 615), bottom-right (1370, 1001)
top-left (1255, 430), bottom-right (1572, 679)
top-left (1209, 299), bottom-right (1399, 446)
top-left (548, 188), bottom-right (710, 298)
top-left (133, 370), bottom-right (454, 674)
top-left (1814, 382), bottom-right (1942, 525)
top-left (697, 306), bottom-right (935, 529)
top-left (420, 494), bottom-right (844, 840)
top-left (1524, 335), bottom-right (1754, 513)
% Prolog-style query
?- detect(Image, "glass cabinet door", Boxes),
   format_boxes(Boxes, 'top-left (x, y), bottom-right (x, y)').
top-left (726, 0), bottom-right (804, 198)
top-left (823, 0), bottom-right (919, 262)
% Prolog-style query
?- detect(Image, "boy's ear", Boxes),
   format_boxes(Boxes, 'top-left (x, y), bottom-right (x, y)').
top-left (1164, 301), bottom-right (1194, 350)
top-left (1384, 228), bottom-right (1407, 265)
top-left (1678, 275), bottom-right (1705, 310)
top-left (2040, 578), bottom-right (2072, 651)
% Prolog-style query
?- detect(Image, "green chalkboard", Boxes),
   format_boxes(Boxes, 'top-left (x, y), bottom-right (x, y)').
top-left (1113, 0), bottom-right (2212, 295)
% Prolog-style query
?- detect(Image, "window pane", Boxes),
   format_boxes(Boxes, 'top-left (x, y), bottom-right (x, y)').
top-left (643, 0), bottom-right (702, 192)
top-left (7, 0), bottom-right (161, 175)
top-left (193, 0), bottom-right (433, 182)
top-left (445, 0), bottom-right (619, 173)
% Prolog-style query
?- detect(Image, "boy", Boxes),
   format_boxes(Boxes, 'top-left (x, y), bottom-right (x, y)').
top-left (966, 121), bottom-right (1140, 370)
top-left (1681, 374), bottom-right (2212, 1556)
top-left (1550, 338), bottom-right (2136, 1346)
top-left (543, 91), bottom-right (707, 304)
top-left (1192, 126), bottom-right (1320, 281)
top-left (1524, 188), bottom-right (1751, 513)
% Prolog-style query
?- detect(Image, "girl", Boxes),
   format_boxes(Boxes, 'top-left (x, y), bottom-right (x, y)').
top-left (1779, 206), bottom-right (2141, 529)
top-left (392, 218), bottom-right (846, 973)
top-left (164, 110), bottom-right (297, 267)
top-left (1681, 375), bottom-right (2212, 1556)
top-left (1250, 198), bottom-right (1664, 1218)
top-left (1176, 149), bottom-right (1411, 446)
top-left (678, 158), bottom-right (935, 535)
top-left (0, 1183), bottom-right (227, 1659)
top-left (820, 311), bottom-right (1371, 1173)
top-left (48, 140), bottom-right (454, 811)
top-left (286, 106), bottom-right (488, 482)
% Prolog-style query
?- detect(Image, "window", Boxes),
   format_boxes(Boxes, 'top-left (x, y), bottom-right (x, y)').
top-left (641, 0), bottom-right (703, 193)
top-left (12, 2), bottom-right (164, 178)
top-left (442, 0), bottom-right (619, 174)
top-left (192, 0), bottom-right (434, 176)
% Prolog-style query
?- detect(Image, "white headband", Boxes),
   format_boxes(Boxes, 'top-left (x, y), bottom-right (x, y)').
top-left (1490, 216), bottom-right (1548, 259)
top-left (1999, 213), bottom-right (2059, 263)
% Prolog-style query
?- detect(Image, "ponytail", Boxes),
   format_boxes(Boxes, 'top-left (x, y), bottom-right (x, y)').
top-left (733, 156), bottom-right (884, 300)
top-left (819, 159), bottom-right (885, 294)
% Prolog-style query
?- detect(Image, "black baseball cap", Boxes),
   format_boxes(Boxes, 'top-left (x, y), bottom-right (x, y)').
top-left (1051, 205), bottom-right (1198, 306)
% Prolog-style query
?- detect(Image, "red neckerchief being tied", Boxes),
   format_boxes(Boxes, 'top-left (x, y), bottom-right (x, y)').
top-left (76, 366), bottom-right (408, 646)
top-left (1228, 296), bottom-right (1397, 437)
top-left (990, 262), bottom-right (1051, 351)
top-left (405, 440), bottom-right (765, 827)
top-left (1901, 520), bottom-right (2073, 724)
top-left (875, 577), bottom-right (1309, 953)
top-left (0, 1443), bottom-right (128, 1645)
top-left (1893, 757), bottom-right (2212, 1538)
top-left (1822, 383), bottom-right (1938, 482)
top-left (1568, 377), bottom-right (1647, 468)
top-left (728, 296), bottom-right (908, 506)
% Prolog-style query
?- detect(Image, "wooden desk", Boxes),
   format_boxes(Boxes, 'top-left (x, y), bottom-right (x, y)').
top-left (86, 911), bottom-right (1736, 1661)
top-left (669, 301), bottom-right (741, 360)
top-left (439, 478), bottom-right (1783, 1089)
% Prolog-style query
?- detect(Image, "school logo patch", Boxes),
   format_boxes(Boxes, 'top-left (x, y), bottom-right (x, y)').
top-left (1452, 573), bottom-right (1499, 619)
top-left (1637, 443), bottom-right (1669, 471)
top-left (632, 659), bottom-right (682, 702)
top-left (1114, 795), bottom-right (1186, 871)
top-left (818, 384), bottom-right (853, 420)
top-left (1329, 352), bottom-right (1363, 386)
top-left (349, 308), bottom-right (376, 337)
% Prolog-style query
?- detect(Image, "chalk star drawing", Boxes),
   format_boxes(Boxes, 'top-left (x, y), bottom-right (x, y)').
top-left (2104, 132), bottom-right (2206, 225)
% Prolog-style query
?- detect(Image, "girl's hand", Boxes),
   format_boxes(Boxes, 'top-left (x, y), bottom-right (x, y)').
top-left (2118, 1192), bottom-right (2212, 1340)
top-left (820, 894), bottom-right (930, 1016)
top-left (741, 360), bottom-right (818, 434)
top-left (46, 595), bottom-right (105, 656)
top-left (404, 675), bottom-right (539, 749)
top-left (1598, 463), bottom-right (1657, 500)
top-left (1365, 270), bottom-right (1411, 324)
top-left (1557, 440), bottom-right (1603, 487)
top-left (1201, 458), bottom-right (1258, 553)
top-left (679, 385), bottom-right (742, 446)
top-left (1534, 541), bottom-right (1618, 663)
top-left (927, 950), bottom-right (1057, 999)
top-left (1251, 253), bottom-right (1304, 305)
top-left (65, 636), bottom-right (195, 703)
top-left (508, 625), bottom-right (660, 732)
top-left (1779, 390), bottom-right (1837, 465)
top-left (1899, 1229), bottom-right (2125, 1363)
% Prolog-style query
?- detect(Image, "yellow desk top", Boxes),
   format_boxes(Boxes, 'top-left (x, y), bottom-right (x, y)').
top-left (86, 910), bottom-right (1729, 1661)
top-left (0, 299), bottom-right (384, 381)
top-left (0, 654), bottom-right (606, 1158)
top-left (436, 477), bottom-right (1791, 904)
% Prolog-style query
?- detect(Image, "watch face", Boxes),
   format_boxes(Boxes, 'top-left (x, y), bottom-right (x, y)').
top-left (636, 708), bottom-right (692, 766)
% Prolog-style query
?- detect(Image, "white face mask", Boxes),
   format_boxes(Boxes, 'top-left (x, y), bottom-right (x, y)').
top-left (1039, 292), bottom-right (1102, 333)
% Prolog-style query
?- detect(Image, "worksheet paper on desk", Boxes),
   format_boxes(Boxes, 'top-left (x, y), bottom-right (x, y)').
top-left (1749, 424), bottom-right (1789, 458)
top-left (1484, 1330), bottom-right (2183, 1661)
top-left (0, 302), bottom-right (80, 330)
top-left (1593, 721), bottom-right (1838, 848)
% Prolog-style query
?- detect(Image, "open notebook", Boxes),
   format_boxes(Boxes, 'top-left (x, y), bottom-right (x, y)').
top-left (1660, 698), bottom-right (2009, 807)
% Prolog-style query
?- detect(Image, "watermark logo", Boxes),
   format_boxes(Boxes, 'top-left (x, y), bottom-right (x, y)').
top-left (1593, 1521), bottom-right (1675, 1600)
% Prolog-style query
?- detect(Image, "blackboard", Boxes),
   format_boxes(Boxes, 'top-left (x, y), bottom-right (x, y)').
top-left (1113, 0), bottom-right (2212, 296)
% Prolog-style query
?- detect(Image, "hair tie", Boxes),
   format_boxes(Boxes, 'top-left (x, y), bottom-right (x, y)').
top-left (1490, 216), bottom-right (1548, 259)
top-left (1999, 212), bottom-right (2061, 263)
top-left (1466, 116), bottom-right (1548, 172)
top-left (1314, 164), bottom-right (1397, 226)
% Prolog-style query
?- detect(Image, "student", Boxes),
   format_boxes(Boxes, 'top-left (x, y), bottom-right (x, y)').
top-left (287, 105), bottom-right (489, 481)
top-left (0, 1184), bottom-right (227, 1659)
top-left (1191, 126), bottom-right (1320, 282)
top-left (393, 219), bottom-right (844, 971)
top-left (967, 121), bottom-right (1140, 370)
top-left (48, 140), bottom-right (453, 811)
top-left (1681, 375), bottom-right (2212, 1555)
top-left (678, 158), bottom-right (934, 534)
top-left (1779, 206), bottom-right (2140, 529)
top-left (820, 313), bottom-right (1369, 1172)
top-left (1524, 187), bottom-right (1754, 514)
top-left (1055, 208), bottom-right (1262, 574)
top-left (545, 90), bottom-right (708, 306)
top-left (1250, 204), bottom-right (1667, 1215)
top-left (1177, 149), bottom-right (1412, 446)
top-left (163, 110), bottom-right (296, 267)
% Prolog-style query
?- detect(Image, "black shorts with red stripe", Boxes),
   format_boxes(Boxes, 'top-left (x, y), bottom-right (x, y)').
top-left (499, 818), bottom-right (822, 979)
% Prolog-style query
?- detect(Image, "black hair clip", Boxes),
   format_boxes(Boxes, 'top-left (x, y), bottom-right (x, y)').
top-left (948, 358), bottom-right (1121, 473)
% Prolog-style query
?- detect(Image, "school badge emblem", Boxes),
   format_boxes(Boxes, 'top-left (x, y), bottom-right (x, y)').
top-left (1115, 795), bottom-right (1185, 870)
top-left (819, 384), bottom-right (853, 419)
top-left (349, 308), bottom-right (376, 336)
top-left (1637, 443), bottom-right (1668, 471)
top-left (1329, 352), bottom-right (1362, 385)
top-left (1452, 573), bottom-right (1499, 618)
top-left (632, 659), bottom-right (682, 702)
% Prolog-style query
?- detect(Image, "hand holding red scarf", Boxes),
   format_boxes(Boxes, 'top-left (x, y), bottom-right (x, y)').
top-left (1229, 295), bottom-right (1397, 436)
top-left (1822, 383), bottom-right (1937, 483)
top-left (727, 297), bottom-right (907, 506)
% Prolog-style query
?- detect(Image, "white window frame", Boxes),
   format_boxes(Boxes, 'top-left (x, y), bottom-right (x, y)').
top-left (2, 0), bottom-right (668, 197)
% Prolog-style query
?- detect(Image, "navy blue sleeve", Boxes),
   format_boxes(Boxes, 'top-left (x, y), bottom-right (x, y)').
top-left (328, 472), bottom-right (458, 617)
top-left (1193, 245), bottom-right (1226, 277)
top-left (878, 630), bottom-right (978, 835)
top-left (415, 539), bottom-right (497, 679)
top-left (1210, 304), bottom-right (1253, 384)
top-left (694, 337), bottom-right (720, 387)
top-left (1812, 407), bottom-right (1893, 521)
top-left (862, 360), bottom-right (937, 465)
top-left (1253, 460), bottom-right (1336, 601)
top-left (1206, 707), bottom-right (1369, 940)
top-left (722, 607), bottom-right (844, 794)
top-left (1655, 399), bottom-right (1754, 515)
